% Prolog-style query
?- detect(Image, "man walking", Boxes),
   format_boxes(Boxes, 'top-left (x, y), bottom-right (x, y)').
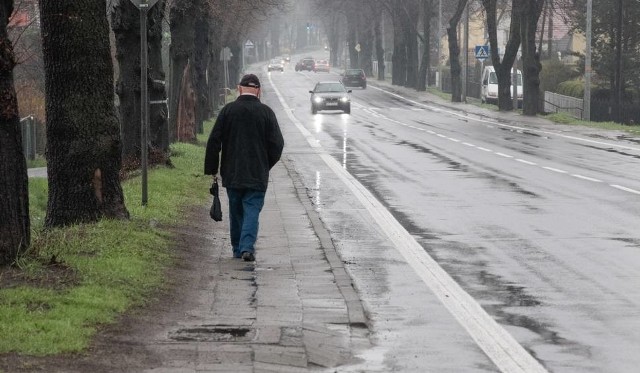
top-left (204, 74), bottom-right (284, 262)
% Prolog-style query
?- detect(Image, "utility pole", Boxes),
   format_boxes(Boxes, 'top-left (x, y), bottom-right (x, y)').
top-left (437, 0), bottom-right (442, 88)
top-left (584, 0), bottom-right (592, 121)
top-left (462, 2), bottom-right (469, 102)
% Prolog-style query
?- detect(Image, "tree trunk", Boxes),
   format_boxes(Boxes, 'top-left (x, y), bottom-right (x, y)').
top-left (193, 4), bottom-right (209, 134)
top-left (391, 4), bottom-right (407, 86)
top-left (39, 0), bottom-right (129, 227)
top-left (169, 1), bottom-right (196, 144)
top-left (208, 20), bottom-right (223, 111)
top-left (111, 0), bottom-right (141, 165)
top-left (359, 21), bottom-right (374, 75)
top-left (447, 0), bottom-right (468, 102)
top-left (347, 21), bottom-right (358, 68)
top-left (404, 8), bottom-right (419, 89)
top-left (520, 0), bottom-right (544, 116)
top-left (0, 0), bottom-right (30, 265)
top-left (374, 11), bottom-right (385, 80)
top-left (148, 0), bottom-right (169, 153)
top-left (417, 0), bottom-right (433, 91)
top-left (176, 61), bottom-right (196, 142)
top-left (111, 0), bottom-right (168, 166)
top-left (483, 0), bottom-right (521, 111)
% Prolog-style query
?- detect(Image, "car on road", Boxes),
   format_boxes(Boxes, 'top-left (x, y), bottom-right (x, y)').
top-left (309, 81), bottom-right (351, 114)
top-left (341, 68), bottom-right (367, 89)
top-left (295, 57), bottom-right (315, 72)
top-left (268, 58), bottom-right (284, 72)
top-left (314, 59), bottom-right (330, 73)
top-left (481, 65), bottom-right (522, 106)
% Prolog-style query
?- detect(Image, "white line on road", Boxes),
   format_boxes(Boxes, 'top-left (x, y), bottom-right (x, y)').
top-left (542, 167), bottom-right (568, 174)
top-left (610, 184), bottom-right (640, 195)
top-left (270, 74), bottom-right (549, 373)
top-left (495, 152), bottom-right (514, 158)
top-left (571, 174), bottom-right (602, 183)
top-left (462, 142), bottom-right (476, 147)
top-left (515, 159), bottom-right (537, 165)
top-left (477, 146), bottom-right (492, 152)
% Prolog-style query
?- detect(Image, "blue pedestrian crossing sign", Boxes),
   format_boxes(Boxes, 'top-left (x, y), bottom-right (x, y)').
top-left (475, 45), bottom-right (490, 61)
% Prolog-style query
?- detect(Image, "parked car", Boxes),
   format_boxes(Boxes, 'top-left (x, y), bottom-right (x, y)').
top-left (309, 81), bottom-right (351, 114)
top-left (268, 58), bottom-right (284, 72)
top-left (341, 69), bottom-right (366, 89)
top-left (295, 57), bottom-right (315, 72)
top-left (481, 65), bottom-right (522, 106)
top-left (314, 59), bottom-right (330, 73)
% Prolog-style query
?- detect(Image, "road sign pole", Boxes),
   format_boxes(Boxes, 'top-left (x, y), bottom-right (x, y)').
top-left (140, 4), bottom-right (149, 206)
top-left (130, 0), bottom-right (158, 206)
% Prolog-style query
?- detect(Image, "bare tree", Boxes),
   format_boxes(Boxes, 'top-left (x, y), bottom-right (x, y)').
top-left (417, 0), bottom-right (435, 91)
top-left (112, 0), bottom-right (169, 167)
top-left (518, 0), bottom-right (544, 115)
top-left (447, 0), bottom-right (468, 102)
top-left (0, 0), bottom-right (30, 265)
top-left (482, 0), bottom-right (521, 111)
top-left (39, 0), bottom-right (129, 227)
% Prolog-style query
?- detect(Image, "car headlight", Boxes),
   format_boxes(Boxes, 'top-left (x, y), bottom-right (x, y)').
top-left (313, 96), bottom-right (323, 103)
top-left (339, 96), bottom-right (349, 103)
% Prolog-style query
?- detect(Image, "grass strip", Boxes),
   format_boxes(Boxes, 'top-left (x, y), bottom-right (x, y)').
top-left (0, 121), bottom-right (214, 356)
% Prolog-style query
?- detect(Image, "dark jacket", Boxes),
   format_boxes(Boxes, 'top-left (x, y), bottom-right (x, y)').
top-left (204, 95), bottom-right (284, 191)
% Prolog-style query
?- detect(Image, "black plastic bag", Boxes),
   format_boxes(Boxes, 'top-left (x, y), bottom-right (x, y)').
top-left (209, 178), bottom-right (222, 221)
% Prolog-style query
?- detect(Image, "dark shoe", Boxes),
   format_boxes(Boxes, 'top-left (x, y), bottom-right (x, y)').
top-left (241, 252), bottom-right (255, 262)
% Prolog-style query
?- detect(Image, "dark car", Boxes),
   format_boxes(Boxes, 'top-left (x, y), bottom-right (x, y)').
top-left (295, 57), bottom-right (315, 72)
top-left (309, 81), bottom-right (351, 114)
top-left (341, 68), bottom-right (366, 89)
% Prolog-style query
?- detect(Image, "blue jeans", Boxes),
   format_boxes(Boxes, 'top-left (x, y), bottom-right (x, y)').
top-left (226, 188), bottom-right (266, 258)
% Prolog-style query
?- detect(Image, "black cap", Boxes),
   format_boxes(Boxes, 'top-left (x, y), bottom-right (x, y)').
top-left (239, 74), bottom-right (261, 88)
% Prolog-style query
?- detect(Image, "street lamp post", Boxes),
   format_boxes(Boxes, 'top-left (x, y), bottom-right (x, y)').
top-left (129, 0), bottom-right (158, 206)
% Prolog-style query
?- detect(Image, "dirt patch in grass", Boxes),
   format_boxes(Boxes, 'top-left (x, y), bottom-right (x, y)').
top-left (0, 206), bottom-right (212, 372)
top-left (0, 260), bottom-right (78, 291)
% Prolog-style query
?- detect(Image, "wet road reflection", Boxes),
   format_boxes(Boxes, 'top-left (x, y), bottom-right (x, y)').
top-left (267, 69), bottom-right (640, 372)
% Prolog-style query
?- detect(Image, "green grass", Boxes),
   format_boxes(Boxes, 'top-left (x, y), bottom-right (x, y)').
top-left (26, 156), bottom-right (46, 169)
top-left (0, 121), bottom-right (215, 356)
top-left (544, 112), bottom-right (640, 135)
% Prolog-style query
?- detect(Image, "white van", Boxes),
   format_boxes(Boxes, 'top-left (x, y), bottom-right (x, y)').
top-left (481, 65), bottom-right (522, 106)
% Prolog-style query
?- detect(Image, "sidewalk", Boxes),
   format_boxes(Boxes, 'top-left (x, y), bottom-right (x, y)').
top-left (140, 160), bottom-right (370, 372)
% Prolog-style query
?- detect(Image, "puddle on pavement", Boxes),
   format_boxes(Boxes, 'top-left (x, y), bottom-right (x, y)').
top-left (168, 325), bottom-right (255, 342)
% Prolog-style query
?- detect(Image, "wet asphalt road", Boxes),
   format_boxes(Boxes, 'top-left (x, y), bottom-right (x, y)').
top-left (260, 57), bottom-right (640, 372)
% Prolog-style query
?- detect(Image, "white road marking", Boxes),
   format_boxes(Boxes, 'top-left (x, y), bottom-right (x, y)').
top-left (270, 74), bottom-right (549, 373)
top-left (542, 167), bottom-right (568, 174)
top-left (610, 184), bottom-right (640, 195)
top-left (462, 142), bottom-right (476, 147)
top-left (495, 152), bottom-right (514, 158)
top-left (571, 174), bottom-right (602, 183)
top-left (516, 159), bottom-right (537, 166)
top-left (477, 147), bottom-right (492, 152)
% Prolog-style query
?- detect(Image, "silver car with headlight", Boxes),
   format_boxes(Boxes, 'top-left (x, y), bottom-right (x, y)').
top-left (309, 81), bottom-right (351, 114)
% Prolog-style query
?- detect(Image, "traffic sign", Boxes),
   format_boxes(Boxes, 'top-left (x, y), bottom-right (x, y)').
top-left (129, 0), bottom-right (158, 9)
top-left (475, 45), bottom-right (489, 61)
top-left (244, 40), bottom-right (254, 48)
top-left (355, 43), bottom-right (361, 52)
